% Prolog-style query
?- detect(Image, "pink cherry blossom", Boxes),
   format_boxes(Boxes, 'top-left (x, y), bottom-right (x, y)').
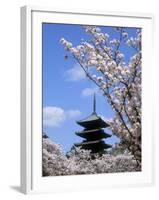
top-left (60, 26), bottom-right (142, 165)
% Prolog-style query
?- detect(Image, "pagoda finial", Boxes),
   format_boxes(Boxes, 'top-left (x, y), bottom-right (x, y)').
top-left (93, 93), bottom-right (96, 113)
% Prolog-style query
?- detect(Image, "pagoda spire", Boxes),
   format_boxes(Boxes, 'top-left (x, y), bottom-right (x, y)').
top-left (93, 93), bottom-right (96, 113)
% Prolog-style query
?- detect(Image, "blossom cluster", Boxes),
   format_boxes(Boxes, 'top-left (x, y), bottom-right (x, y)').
top-left (60, 26), bottom-right (142, 164)
top-left (43, 138), bottom-right (140, 176)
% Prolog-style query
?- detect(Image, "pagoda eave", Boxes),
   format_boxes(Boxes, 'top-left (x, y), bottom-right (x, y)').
top-left (75, 140), bottom-right (112, 148)
top-left (77, 120), bottom-right (109, 129)
top-left (74, 140), bottom-right (112, 153)
top-left (75, 130), bottom-right (111, 140)
top-left (76, 112), bottom-right (110, 129)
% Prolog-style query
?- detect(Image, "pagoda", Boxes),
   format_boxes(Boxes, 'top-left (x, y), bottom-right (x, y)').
top-left (74, 94), bottom-right (112, 154)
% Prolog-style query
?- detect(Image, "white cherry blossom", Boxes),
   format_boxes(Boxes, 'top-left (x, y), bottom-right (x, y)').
top-left (43, 137), bottom-right (140, 176)
top-left (60, 26), bottom-right (142, 165)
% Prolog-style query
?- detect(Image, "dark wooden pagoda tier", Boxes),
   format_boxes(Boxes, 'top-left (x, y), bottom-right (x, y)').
top-left (76, 112), bottom-right (109, 129)
top-left (75, 140), bottom-right (112, 153)
top-left (74, 94), bottom-right (112, 154)
top-left (75, 128), bottom-right (111, 141)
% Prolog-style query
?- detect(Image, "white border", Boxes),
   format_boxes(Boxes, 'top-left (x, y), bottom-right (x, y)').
top-left (21, 6), bottom-right (154, 194)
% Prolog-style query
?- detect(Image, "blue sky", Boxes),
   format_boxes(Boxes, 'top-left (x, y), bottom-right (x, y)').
top-left (42, 23), bottom-right (139, 153)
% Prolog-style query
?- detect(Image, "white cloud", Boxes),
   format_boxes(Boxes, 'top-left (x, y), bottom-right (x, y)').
top-left (81, 87), bottom-right (98, 97)
top-left (66, 64), bottom-right (85, 81)
top-left (66, 110), bottom-right (81, 118)
top-left (43, 107), bottom-right (66, 127)
top-left (43, 106), bottom-right (81, 127)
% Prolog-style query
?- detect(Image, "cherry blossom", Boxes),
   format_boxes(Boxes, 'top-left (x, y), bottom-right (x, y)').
top-left (43, 137), bottom-right (140, 176)
top-left (60, 26), bottom-right (142, 165)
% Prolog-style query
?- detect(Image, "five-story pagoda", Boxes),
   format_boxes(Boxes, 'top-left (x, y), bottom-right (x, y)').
top-left (74, 94), bottom-right (112, 154)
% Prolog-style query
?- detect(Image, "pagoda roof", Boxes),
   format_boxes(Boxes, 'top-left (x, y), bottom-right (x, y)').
top-left (76, 94), bottom-right (110, 129)
top-left (76, 112), bottom-right (109, 129)
top-left (75, 128), bottom-right (111, 139)
top-left (75, 140), bottom-right (112, 149)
